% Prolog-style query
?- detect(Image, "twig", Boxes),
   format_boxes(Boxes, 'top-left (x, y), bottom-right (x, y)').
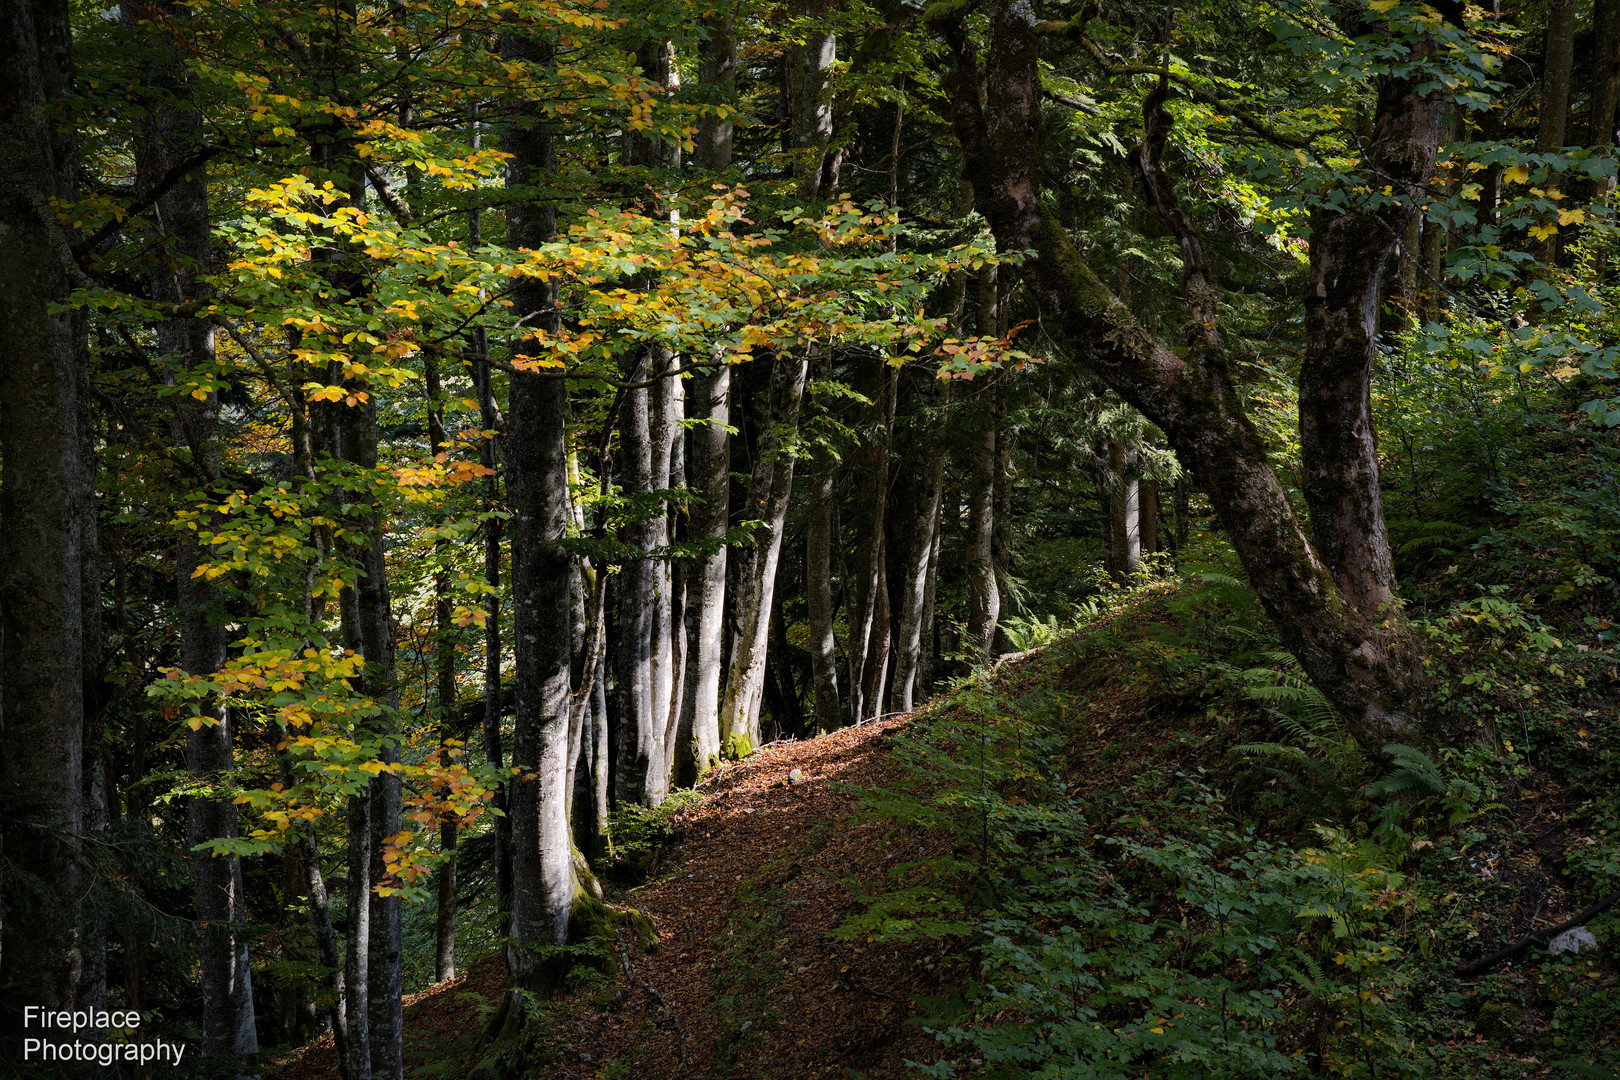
top-left (614, 927), bottom-right (688, 1072)
top-left (1456, 888), bottom-right (1620, 978)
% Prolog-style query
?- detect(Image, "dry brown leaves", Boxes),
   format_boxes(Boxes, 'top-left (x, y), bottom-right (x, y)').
top-left (274, 715), bottom-right (955, 1080)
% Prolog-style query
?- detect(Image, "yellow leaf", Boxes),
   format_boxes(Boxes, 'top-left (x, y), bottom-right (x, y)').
top-left (1503, 165), bottom-right (1529, 185)
top-left (1369, 0), bottom-right (1398, 9)
top-left (1528, 223), bottom-right (1558, 240)
top-left (1557, 207), bottom-right (1586, 226)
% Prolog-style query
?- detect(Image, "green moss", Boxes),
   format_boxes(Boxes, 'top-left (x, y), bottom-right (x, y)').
top-left (722, 730), bottom-right (755, 760)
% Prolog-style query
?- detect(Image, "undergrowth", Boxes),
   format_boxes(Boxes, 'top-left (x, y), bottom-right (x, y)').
top-left (841, 566), bottom-right (1620, 1079)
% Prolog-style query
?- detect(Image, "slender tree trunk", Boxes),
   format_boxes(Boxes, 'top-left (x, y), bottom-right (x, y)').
top-left (964, 278), bottom-right (1003, 662)
top-left (471, 309), bottom-right (511, 918)
top-left (121, 0), bottom-right (260, 1066)
top-left (805, 447), bottom-right (842, 732)
top-left (677, 24), bottom-right (735, 782)
top-left (890, 384), bottom-right (948, 712)
top-left (502, 32), bottom-right (578, 991)
top-left (425, 359), bottom-right (459, 984)
top-left (1141, 477), bottom-right (1159, 557)
top-left (718, 351), bottom-right (810, 754)
top-left (613, 355), bottom-right (658, 803)
top-left (0, 0), bottom-right (86, 1020)
top-left (677, 363), bottom-right (729, 782)
top-left (847, 368), bottom-right (895, 720)
top-left (1108, 439), bottom-right (1140, 579)
top-left (917, 487), bottom-right (944, 696)
top-left (939, 0), bottom-right (1442, 752)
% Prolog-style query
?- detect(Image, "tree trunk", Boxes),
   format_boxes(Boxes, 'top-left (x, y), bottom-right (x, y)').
top-left (1592, 0), bottom-right (1620, 148)
top-left (612, 356), bottom-right (658, 803)
top-left (967, 444), bottom-right (1000, 648)
top-left (124, 0), bottom-right (260, 1065)
top-left (1533, 0), bottom-right (1576, 265)
top-left (470, 287), bottom-right (512, 916)
top-left (787, 0), bottom-right (838, 198)
top-left (1108, 438), bottom-right (1140, 580)
top-left (0, 0), bottom-right (86, 1019)
top-left (695, 12), bottom-right (736, 172)
top-left (805, 445), bottom-right (842, 732)
top-left (718, 351), bottom-right (810, 755)
top-left (426, 358), bottom-right (458, 985)
top-left (890, 384), bottom-right (948, 713)
top-left (847, 368), bottom-right (895, 720)
top-left (1537, 0), bottom-right (1576, 153)
top-left (937, 0), bottom-right (1442, 753)
top-left (677, 363), bottom-right (729, 782)
top-left (1140, 478), bottom-right (1159, 557)
top-left (502, 32), bottom-right (578, 989)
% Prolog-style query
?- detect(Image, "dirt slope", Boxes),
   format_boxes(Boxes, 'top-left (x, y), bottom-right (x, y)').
top-left (275, 715), bottom-right (952, 1080)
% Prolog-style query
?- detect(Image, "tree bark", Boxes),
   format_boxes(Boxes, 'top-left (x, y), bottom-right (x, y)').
top-left (1592, 0), bottom-right (1620, 148)
top-left (788, 0), bottom-right (839, 198)
top-left (426, 358), bottom-right (459, 984)
top-left (936, 0), bottom-right (1441, 752)
top-left (0, 0), bottom-right (86, 1020)
top-left (847, 368), bottom-right (895, 721)
top-left (1108, 438), bottom-right (1140, 580)
top-left (502, 32), bottom-right (578, 988)
top-left (676, 363), bottom-right (729, 782)
top-left (612, 355), bottom-right (658, 803)
top-left (124, 0), bottom-right (260, 1066)
top-left (889, 383), bottom-right (948, 713)
top-left (1299, 51), bottom-right (1446, 616)
top-left (1537, 0), bottom-right (1576, 153)
top-left (805, 441), bottom-right (842, 732)
top-left (718, 351), bottom-right (810, 754)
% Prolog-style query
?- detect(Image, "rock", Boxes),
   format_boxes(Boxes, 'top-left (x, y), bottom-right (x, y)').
top-left (788, 768), bottom-right (804, 784)
top-left (1549, 926), bottom-right (1599, 956)
top-left (1474, 1001), bottom-right (1527, 1044)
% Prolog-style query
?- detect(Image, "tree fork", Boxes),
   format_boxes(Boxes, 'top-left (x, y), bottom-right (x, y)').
top-left (937, 0), bottom-right (1443, 753)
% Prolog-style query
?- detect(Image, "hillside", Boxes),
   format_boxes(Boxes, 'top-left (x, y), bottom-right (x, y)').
top-left (272, 579), bottom-right (1619, 1079)
top-left (274, 716), bottom-right (955, 1079)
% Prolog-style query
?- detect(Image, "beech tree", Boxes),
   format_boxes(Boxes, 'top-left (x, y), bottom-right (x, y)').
top-left (932, 0), bottom-right (1487, 753)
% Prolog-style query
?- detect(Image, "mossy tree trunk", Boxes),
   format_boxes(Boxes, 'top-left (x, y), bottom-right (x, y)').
top-left (936, 0), bottom-right (1445, 753)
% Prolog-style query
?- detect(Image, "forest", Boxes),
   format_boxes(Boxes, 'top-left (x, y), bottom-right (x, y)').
top-left (1, 0), bottom-right (1618, 1075)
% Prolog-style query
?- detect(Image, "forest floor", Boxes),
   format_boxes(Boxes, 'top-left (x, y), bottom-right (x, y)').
top-left (270, 577), bottom-right (1620, 1079)
top-left (273, 713), bottom-right (960, 1080)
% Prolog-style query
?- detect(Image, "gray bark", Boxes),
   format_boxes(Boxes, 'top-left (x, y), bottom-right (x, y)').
top-left (676, 363), bottom-right (729, 783)
top-left (847, 368), bottom-right (895, 722)
top-left (890, 384), bottom-right (949, 713)
top-left (805, 446), bottom-right (841, 732)
top-left (694, 13), bottom-right (736, 171)
top-left (613, 359), bottom-right (657, 803)
top-left (788, 0), bottom-right (839, 198)
top-left (0, 0), bottom-right (86, 1017)
top-left (427, 360), bottom-right (458, 985)
top-left (719, 352), bottom-right (810, 753)
top-left (503, 32), bottom-right (578, 987)
top-left (1108, 439), bottom-right (1140, 579)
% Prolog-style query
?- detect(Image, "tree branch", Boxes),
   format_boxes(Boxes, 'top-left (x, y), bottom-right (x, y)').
top-left (71, 145), bottom-right (225, 260)
top-left (1456, 888), bottom-right (1620, 978)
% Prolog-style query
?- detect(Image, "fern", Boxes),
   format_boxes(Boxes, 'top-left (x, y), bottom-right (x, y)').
top-left (1364, 744), bottom-right (1446, 801)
